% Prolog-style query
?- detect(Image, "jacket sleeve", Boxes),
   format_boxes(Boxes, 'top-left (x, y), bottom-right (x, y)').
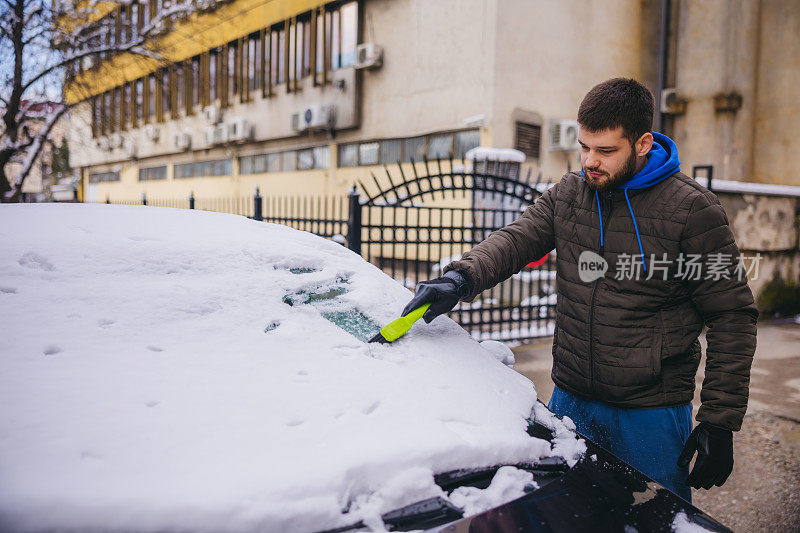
top-left (445, 181), bottom-right (558, 301)
top-left (679, 191), bottom-right (758, 431)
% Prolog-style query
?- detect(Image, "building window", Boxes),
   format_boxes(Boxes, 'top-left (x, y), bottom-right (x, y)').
top-left (403, 136), bottom-right (425, 162)
top-left (266, 153), bottom-right (281, 172)
top-left (247, 32), bottom-right (262, 95)
top-left (296, 146), bottom-right (329, 170)
top-left (113, 87), bottom-right (122, 132)
top-left (428, 134), bottom-right (453, 159)
top-left (514, 122), bottom-right (541, 159)
top-left (337, 130), bottom-right (479, 167)
top-left (281, 151), bottom-right (297, 172)
top-left (338, 143), bottom-right (357, 167)
top-left (209, 48), bottom-right (219, 102)
top-left (160, 68), bottom-right (169, 120)
top-left (135, 78), bottom-right (144, 125)
top-left (174, 63), bottom-right (183, 116)
top-left (141, 0), bottom-right (150, 28)
top-left (359, 142), bottom-right (379, 166)
top-left (454, 130), bottom-right (480, 158)
top-left (147, 74), bottom-right (156, 120)
top-left (138, 165), bottom-right (167, 181)
top-left (191, 56), bottom-right (201, 110)
top-left (328, 1), bottom-right (357, 70)
top-left (339, 2), bottom-right (357, 68)
top-left (227, 40), bottom-right (238, 103)
top-left (174, 159), bottom-right (232, 179)
top-left (271, 24), bottom-right (285, 85)
top-left (240, 148), bottom-right (327, 174)
top-left (239, 154), bottom-right (266, 174)
top-left (104, 91), bottom-right (112, 134)
top-left (91, 96), bottom-right (100, 137)
top-left (316, 8), bottom-right (324, 74)
top-left (88, 170), bottom-right (120, 183)
top-left (379, 139), bottom-right (402, 165)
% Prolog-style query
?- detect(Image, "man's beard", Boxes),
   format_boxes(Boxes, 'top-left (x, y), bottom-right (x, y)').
top-left (583, 149), bottom-right (638, 192)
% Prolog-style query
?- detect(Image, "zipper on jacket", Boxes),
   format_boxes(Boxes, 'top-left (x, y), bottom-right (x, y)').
top-left (588, 190), bottom-right (615, 397)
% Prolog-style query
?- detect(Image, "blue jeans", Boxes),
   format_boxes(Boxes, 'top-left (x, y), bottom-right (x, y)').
top-left (549, 386), bottom-right (693, 502)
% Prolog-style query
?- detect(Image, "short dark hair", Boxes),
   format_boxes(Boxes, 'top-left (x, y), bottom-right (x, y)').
top-left (577, 78), bottom-right (654, 144)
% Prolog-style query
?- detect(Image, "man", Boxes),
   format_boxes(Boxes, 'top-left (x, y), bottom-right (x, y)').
top-left (402, 78), bottom-right (757, 501)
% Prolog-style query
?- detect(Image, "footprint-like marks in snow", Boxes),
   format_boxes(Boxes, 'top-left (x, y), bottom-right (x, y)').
top-left (0, 286), bottom-right (17, 294)
top-left (43, 345), bottom-right (62, 356)
top-left (145, 401), bottom-right (161, 408)
top-left (97, 318), bottom-right (116, 328)
top-left (18, 252), bottom-right (54, 271)
top-left (147, 346), bottom-right (164, 352)
top-left (285, 418), bottom-right (305, 427)
top-left (363, 401), bottom-right (381, 415)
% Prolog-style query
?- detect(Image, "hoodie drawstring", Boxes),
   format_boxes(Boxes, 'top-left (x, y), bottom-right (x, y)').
top-left (595, 190), bottom-right (604, 248)
top-left (624, 189), bottom-right (646, 271)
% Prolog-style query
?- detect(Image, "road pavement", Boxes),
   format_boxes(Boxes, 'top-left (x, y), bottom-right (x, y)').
top-left (512, 321), bottom-right (800, 532)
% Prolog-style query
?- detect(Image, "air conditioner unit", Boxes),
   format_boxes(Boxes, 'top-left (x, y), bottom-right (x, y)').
top-left (96, 136), bottom-right (110, 151)
top-left (173, 132), bottom-right (191, 150)
top-left (144, 124), bottom-right (160, 141)
top-left (110, 132), bottom-right (123, 149)
top-left (548, 120), bottom-right (579, 151)
top-left (354, 43), bottom-right (383, 70)
top-left (228, 117), bottom-right (252, 142)
top-left (292, 105), bottom-right (334, 132)
top-left (204, 123), bottom-right (229, 145)
top-left (124, 141), bottom-right (137, 159)
top-left (660, 88), bottom-right (687, 115)
top-left (203, 104), bottom-right (222, 124)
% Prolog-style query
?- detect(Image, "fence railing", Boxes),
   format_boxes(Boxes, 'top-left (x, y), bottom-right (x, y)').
top-left (101, 159), bottom-right (557, 342)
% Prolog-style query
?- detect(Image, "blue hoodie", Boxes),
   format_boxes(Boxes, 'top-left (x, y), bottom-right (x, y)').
top-left (584, 132), bottom-right (681, 270)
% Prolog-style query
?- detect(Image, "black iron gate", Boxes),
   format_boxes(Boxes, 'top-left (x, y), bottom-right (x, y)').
top-left (349, 157), bottom-right (556, 342)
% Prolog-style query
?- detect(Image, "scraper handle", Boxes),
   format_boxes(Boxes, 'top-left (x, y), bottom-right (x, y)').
top-left (379, 303), bottom-right (431, 342)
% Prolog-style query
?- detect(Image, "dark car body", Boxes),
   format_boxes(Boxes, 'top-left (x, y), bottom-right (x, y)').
top-left (440, 429), bottom-right (731, 532)
top-left (322, 408), bottom-right (730, 533)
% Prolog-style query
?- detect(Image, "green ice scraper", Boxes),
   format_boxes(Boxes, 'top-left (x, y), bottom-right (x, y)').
top-left (368, 303), bottom-right (431, 344)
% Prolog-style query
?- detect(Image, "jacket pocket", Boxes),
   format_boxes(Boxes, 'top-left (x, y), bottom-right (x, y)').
top-left (650, 326), bottom-right (663, 380)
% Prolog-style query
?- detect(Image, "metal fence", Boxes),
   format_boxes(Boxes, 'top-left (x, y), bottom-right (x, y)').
top-left (105, 157), bottom-right (557, 342)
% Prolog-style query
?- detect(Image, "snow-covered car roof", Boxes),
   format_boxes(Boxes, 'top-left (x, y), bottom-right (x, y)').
top-left (0, 204), bottom-right (583, 532)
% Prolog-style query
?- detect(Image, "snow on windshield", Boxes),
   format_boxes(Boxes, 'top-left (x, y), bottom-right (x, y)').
top-left (0, 204), bottom-right (583, 532)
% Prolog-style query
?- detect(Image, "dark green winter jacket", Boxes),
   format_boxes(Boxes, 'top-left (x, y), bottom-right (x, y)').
top-left (447, 170), bottom-right (758, 431)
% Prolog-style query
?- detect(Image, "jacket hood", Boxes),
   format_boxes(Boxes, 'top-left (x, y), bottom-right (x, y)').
top-left (586, 132), bottom-right (682, 270)
top-left (621, 132), bottom-right (681, 190)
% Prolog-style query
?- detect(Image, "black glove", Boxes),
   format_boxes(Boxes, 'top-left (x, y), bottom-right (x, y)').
top-left (402, 270), bottom-right (473, 323)
top-left (677, 422), bottom-right (734, 490)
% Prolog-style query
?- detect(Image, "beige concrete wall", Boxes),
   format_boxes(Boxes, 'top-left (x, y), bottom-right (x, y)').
top-left (672, 0), bottom-right (760, 181)
top-left (350, 0), bottom-right (495, 141)
top-left (751, 0), bottom-right (800, 186)
top-left (490, 0), bottom-right (644, 180)
top-left (671, 0), bottom-right (800, 186)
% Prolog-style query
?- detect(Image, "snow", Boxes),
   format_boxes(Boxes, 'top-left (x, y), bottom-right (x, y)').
top-left (449, 466), bottom-right (536, 516)
top-left (0, 204), bottom-right (583, 532)
top-left (466, 147), bottom-right (526, 163)
top-left (479, 340), bottom-right (515, 366)
top-left (671, 511), bottom-right (714, 532)
top-left (694, 177), bottom-right (800, 198)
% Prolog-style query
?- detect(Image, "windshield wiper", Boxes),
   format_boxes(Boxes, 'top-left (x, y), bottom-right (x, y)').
top-left (319, 497), bottom-right (463, 533)
top-left (433, 457), bottom-right (569, 494)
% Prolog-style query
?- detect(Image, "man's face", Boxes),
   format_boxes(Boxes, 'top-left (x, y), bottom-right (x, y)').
top-left (578, 126), bottom-right (639, 192)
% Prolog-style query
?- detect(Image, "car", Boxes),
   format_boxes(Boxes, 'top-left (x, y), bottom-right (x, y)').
top-left (0, 204), bottom-right (729, 532)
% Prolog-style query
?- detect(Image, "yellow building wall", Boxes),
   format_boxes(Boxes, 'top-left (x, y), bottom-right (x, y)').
top-left (66, 0), bottom-right (327, 103)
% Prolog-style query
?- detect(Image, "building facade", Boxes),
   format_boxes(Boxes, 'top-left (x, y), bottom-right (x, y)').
top-left (65, 0), bottom-right (800, 205)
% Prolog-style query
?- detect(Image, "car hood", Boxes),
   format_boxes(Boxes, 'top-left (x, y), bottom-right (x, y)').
top-left (0, 204), bottom-right (583, 532)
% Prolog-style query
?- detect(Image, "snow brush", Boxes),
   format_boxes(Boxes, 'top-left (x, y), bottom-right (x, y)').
top-left (368, 303), bottom-right (431, 344)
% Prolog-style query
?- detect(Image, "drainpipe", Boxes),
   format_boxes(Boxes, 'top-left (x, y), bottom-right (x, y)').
top-left (655, 0), bottom-right (671, 133)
